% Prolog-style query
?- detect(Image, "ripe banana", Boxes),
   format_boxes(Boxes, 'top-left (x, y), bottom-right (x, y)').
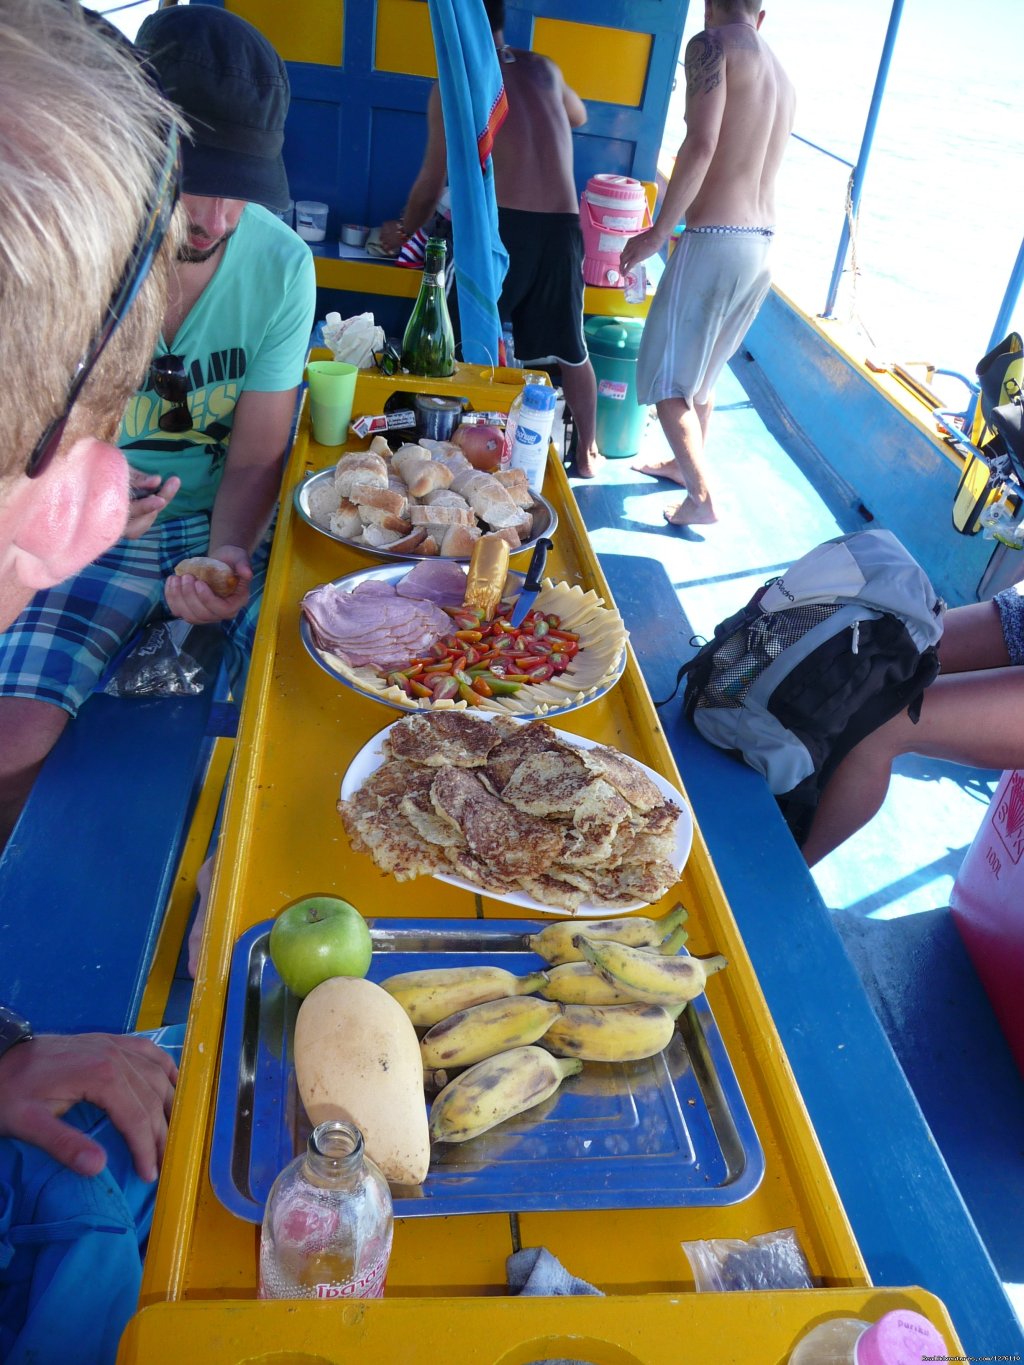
top-left (420, 996), bottom-right (561, 1068)
top-left (429, 1045), bottom-right (582, 1143)
top-left (380, 965), bottom-right (548, 1028)
top-left (542, 1001), bottom-right (683, 1062)
top-left (526, 902), bottom-right (689, 965)
top-left (538, 961), bottom-right (639, 1006)
top-left (574, 935), bottom-right (727, 1007)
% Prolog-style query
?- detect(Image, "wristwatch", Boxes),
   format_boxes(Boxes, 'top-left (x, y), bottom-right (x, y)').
top-left (0, 1004), bottom-right (33, 1063)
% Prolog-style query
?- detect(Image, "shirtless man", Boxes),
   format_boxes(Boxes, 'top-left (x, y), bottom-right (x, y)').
top-left (620, 0), bottom-right (795, 526)
top-left (382, 0), bottom-right (602, 478)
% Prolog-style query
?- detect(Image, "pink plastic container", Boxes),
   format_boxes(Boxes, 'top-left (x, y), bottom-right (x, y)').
top-left (949, 768), bottom-right (1024, 1077)
top-left (580, 174), bottom-right (652, 287)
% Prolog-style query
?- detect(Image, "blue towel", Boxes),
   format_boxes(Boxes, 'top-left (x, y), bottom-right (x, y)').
top-left (427, 0), bottom-right (509, 366)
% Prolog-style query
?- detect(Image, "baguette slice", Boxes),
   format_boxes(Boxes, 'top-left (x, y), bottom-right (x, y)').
top-left (408, 502), bottom-right (475, 526)
top-left (335, 452), bottom-right (387, 497)
top-left (350, 484), bottom-right (408, 516)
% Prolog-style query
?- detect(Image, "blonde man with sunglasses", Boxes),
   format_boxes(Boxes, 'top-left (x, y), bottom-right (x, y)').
top-left (0, 5), bottom-right (187, 1360)
top-left (0, 6), bottom-right (316, 849)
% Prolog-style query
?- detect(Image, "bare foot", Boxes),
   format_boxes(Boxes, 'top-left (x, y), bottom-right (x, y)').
top-left (664, 498), bottom-right (718, 527)
top-left (574, 450), bottom-right (605, 479)
top-left (632, 459), bottom-right (687, 487)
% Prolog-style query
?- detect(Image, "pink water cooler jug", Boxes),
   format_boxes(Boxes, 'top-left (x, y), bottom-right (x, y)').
top-left (580, 174), bottom-right (652, 287)
top-left (949, 768), bottom-right (1024, 1077)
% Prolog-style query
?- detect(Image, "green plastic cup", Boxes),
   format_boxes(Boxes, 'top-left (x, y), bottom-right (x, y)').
top-left (306, 360), bottom-right (358, 446)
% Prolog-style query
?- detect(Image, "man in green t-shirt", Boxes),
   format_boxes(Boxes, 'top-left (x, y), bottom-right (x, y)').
top-left (0, 6), bottom-right (316, 845)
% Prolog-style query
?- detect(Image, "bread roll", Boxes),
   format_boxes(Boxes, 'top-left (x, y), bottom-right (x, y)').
top-left (361, 523), bottom-right (404, 548)
top-left (393, 446), bottom-right (454, 498)
top-left (329, 499), bottom-right (363, 539)
top-left (493, 468), bottom-right (534, 509)
top-left (439, 523), bottom-right (481, 557)
top-left (369, 435), bottom-right (392, 458)
top-left (306, 479), bottom-right (342, 526)
top-left (386, 528), bottom-right (429, 555)
top-left (335, 452), bottom-right (387, 497)
top-left (174, 556), bottom-right (239, 598)
top-left (489, 524), bottom-right (522, 549)
top-left (451, 469), bottom-right (521, 528)
top-left (358, 504), bottom-right (412, 533)
top-left (350, 484), bottom-right (408, 516)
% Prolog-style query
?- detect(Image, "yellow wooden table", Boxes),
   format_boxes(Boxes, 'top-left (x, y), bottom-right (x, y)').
top-left (123, 364), bottom-right (961, 1361)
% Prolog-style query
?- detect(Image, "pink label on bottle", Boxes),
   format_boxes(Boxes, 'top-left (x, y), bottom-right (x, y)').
top-left (312, 1250), bottom-right (389, 1300)
top-left (598, 379), bottom-right (628, 401)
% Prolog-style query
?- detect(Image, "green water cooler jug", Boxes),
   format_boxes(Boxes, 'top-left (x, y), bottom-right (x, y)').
top-left (584, 316), bottom-right (648, 458)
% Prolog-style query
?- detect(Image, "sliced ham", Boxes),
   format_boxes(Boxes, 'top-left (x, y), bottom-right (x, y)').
top-left (302, 579), bottom-right (451, 669)
top-left (395, 559), bottom-right (468, 609)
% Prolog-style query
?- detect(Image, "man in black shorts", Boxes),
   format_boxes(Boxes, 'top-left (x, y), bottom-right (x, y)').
top-left (381, 0), bottom-right (601, 477)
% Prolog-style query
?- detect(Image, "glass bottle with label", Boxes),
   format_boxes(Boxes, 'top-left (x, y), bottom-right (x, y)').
top-left (400, 237), bottom-right (455, 377)
top-left (258, 1120), bottom-right (393, 1301)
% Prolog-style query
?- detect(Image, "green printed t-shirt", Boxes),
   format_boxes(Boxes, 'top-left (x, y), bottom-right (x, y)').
top-left (119, 204), bottom-right (316, 519)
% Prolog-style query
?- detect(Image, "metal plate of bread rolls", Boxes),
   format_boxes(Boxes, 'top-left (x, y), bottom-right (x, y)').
top-left (294, 455), bottom-right (558, 562)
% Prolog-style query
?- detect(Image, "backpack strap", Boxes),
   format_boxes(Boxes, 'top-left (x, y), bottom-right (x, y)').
top-left (654, 598), bottom-right (764, 709)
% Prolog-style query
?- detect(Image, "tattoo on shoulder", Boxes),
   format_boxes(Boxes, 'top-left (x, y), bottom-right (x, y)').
top-left (685, 31), bottom-right (724, 95)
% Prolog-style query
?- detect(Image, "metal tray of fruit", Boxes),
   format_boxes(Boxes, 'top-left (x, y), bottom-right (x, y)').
top-left (210, 918), bottom-right (764, 1222)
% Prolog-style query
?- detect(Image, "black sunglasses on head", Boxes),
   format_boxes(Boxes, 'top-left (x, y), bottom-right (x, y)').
top-left (26, 125), bottom-right (181, 479)
top-left (150, 354), bottom-right (193, 432)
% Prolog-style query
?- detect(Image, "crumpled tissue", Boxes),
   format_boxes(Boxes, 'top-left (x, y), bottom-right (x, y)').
top-left (322, 311), bottom-right (384, 369)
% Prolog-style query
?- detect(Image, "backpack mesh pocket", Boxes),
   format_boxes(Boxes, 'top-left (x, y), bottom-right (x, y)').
top-left (695, 603), bottom-right (841, 709)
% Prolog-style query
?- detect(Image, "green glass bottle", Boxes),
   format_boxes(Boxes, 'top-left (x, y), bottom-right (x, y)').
top-left (401, 237), bottom-right (455, 377)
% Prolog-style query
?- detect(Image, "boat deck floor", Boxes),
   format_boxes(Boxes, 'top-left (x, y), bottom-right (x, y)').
top-left (566, 353), bottom-right (1024, 1329)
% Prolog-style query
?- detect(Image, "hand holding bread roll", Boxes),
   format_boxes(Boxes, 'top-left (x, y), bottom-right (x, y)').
top-left (174, 555), bottom-right (239, 598)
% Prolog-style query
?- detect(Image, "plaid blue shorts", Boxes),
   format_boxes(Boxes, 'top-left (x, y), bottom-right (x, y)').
top-left (994, 584), bottom-right (1024, 665)
top-left (0, 515), bottom-right (270, 716)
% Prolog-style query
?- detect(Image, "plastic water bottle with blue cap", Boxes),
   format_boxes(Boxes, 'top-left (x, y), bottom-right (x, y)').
top-left (508, 384), bottom-right (557, 495)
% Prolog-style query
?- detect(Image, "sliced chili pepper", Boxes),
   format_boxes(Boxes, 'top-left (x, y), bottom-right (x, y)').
top-left (423, 659), bottom-right (454, 674)
top-left (548, 628), bottom-right (580, 642)
top-left (454, 629), bottom-right (483, 643)
top-left (471, 676), bottom-right (494, 698)
top-left (501, 673), bottom-right (536, 684)
top-left (456, 681), bottom-right (479, 705)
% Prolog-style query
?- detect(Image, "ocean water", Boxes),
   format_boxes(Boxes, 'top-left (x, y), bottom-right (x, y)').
top-left (664, 0), bottom-right (1024, 385)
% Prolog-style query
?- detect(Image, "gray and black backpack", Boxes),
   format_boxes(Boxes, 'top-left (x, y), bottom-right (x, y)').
top-left (668, 530), bottom-right (946, 844)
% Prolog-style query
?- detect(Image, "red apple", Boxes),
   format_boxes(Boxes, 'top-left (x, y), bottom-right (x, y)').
top-left (268, 895), bottom-right (372, 997)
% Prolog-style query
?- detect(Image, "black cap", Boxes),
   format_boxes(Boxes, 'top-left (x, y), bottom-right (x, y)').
top-left (136, 6), bottom-right (291, 213)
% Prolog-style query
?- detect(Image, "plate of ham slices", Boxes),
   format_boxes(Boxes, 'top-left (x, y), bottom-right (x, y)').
top-left (299, 560), bottom-right (629, 720)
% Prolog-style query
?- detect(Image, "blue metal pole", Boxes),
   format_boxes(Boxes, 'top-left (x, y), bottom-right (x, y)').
top-left (822, 0), bottom-right (905, 318)
top-left (965, 232), bottom-right (1024, 431)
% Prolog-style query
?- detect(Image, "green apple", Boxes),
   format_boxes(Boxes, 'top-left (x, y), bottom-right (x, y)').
top-left (268, 895), bottom-right (372, 997)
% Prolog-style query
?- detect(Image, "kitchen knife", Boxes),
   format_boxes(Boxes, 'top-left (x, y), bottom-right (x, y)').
top-left (510, 537), bottom-right (553, 628)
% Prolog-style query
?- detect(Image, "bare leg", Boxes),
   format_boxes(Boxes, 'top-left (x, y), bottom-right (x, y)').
top-left (939, 599), bottom-right (1010, 673)
top-left (635, 396), bottom-right (717, 525)
top-left (560, 358), bottom-right (602, 479)
top-left (633, 393), bottom-right (715, 491)
top-left (696, 396), bottom-right (714, 442)
top-left (0, 698), bottom-right (70, 849)
top-left (802, 665), bottom-right (1024, 866)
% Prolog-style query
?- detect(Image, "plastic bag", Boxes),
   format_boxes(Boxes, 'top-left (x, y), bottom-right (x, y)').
top-left (103, 619), bottom-right (209, 697)
top-left (682, 1228), bottom-right (814, 1292)
top-left (322, 311), bottom-right (385, 368)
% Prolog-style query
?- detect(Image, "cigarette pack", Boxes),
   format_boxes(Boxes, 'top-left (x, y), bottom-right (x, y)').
top-left (349, 409), bottom-right (417, 439)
